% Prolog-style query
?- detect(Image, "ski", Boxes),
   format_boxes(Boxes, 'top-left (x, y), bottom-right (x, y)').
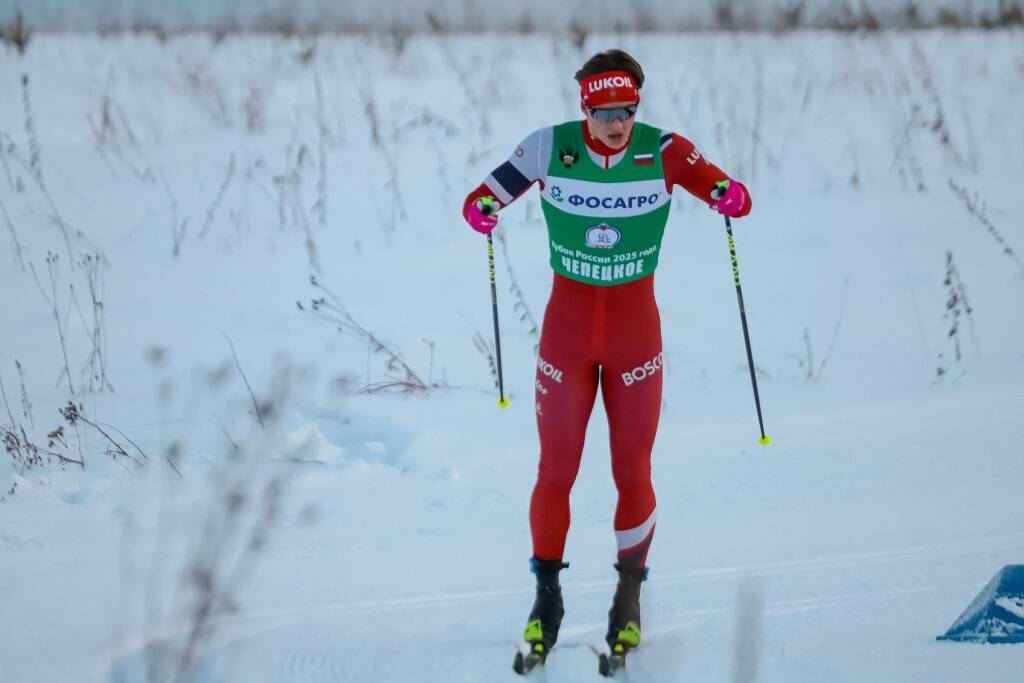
top-left (512, 644), bottom-right (548, 675)
top-left (598, 651), bottom-right (627, 677)
top-left (588, 643), bottom-right (628, 677)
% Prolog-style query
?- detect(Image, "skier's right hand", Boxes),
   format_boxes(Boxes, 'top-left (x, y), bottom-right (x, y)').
top-left (466, 195), bottom-right (501, 234)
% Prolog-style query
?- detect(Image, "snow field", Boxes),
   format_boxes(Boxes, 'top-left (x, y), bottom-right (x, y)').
top-left (1, 29), bottom-right (1023, 681)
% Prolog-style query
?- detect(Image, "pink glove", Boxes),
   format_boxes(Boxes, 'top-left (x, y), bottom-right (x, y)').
top-left (710, 180), bottom-right (749, 218)
top-left (466, 196), bottom-right (501, 234)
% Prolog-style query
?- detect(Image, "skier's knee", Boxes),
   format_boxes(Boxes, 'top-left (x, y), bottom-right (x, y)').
top-left (536, 463), bottom-right (578, 494)
top-left (611, 462), bottom-right (652, 492)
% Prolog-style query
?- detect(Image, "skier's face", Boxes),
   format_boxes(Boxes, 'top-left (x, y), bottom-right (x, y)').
top-left (583, 99), bottom-right (637, 150)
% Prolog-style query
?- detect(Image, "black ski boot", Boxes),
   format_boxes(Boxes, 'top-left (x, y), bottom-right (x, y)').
top-left (513, 557), bottom-right (569, 675)
top-left (599, 563), bottom-right (649, 676)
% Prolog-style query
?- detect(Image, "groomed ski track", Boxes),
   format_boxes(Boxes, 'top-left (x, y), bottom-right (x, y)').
top-left (106, 530), bottom-right (1024, 681)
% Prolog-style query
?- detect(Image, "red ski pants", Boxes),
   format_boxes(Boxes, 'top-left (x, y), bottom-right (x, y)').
top-left (531, 273), bottom-right (661, 568)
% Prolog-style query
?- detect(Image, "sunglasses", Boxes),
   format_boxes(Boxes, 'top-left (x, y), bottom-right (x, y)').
top-left (587, 104), bottom-right (638, 123)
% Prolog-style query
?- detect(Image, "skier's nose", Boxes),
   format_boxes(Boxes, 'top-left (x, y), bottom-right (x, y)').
top-left (610, 119), bottom-right (626, 133)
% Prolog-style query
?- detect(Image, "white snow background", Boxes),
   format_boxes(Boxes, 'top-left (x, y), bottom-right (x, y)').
top-left (1, 29), bottom-right (1024, 682)
top-left (5, 0), bottom-right (1024, 31)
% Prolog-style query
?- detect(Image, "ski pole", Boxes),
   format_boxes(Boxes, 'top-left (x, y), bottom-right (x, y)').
top-left (712, 181), bottom-right (770, 446)
top-left (481, 198), bottom-right (511, 408)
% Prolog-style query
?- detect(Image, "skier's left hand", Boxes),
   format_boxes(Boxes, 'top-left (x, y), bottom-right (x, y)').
top-left (710, 180), bottom-right (750, 218)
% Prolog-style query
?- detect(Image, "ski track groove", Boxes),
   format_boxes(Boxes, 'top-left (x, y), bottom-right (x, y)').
top-left (103, 530), bottom-right (1024, 679)
top-left (240, 530), bottom-right (1024, 624)
top-left (284, 650), bottom-right (340, 683)
top-left (558, 580), bottom-right (976, 643)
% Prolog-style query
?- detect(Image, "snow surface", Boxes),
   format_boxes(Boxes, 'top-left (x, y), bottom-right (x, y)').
top-left (4, 0), bottom-right (1023, 32)
top-left (2, 29), bottom-right (1024, 682)
top-left (997, 597), bottom-right (1024, 620)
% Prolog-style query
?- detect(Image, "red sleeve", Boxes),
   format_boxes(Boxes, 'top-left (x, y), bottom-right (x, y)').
top-left (661, 133), bottom-right (751, 217)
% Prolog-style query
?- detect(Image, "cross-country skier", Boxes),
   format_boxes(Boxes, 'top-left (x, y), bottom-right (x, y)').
top-left (462, 49), bottom-right (752, 672)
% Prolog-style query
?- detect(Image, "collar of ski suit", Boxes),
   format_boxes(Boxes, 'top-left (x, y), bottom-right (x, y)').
top-left (582, 120), bottom-right (633, 163)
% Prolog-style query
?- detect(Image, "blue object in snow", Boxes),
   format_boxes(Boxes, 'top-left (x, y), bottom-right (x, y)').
top-left (938, 565), bottom-right (1024, 644)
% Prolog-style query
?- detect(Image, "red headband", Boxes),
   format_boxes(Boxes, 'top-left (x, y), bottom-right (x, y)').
top-left (580, 70), bottom-right (640, 107)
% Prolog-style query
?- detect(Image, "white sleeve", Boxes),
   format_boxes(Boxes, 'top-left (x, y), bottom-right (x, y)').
top-left (484, 127), bottom-right (552, 205)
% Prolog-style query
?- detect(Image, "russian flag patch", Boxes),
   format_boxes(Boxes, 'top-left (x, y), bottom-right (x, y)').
top-left (633, 153), bottom-right (654, 166)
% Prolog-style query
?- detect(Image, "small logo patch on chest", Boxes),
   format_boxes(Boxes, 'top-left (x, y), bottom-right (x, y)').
top-left (633, 153), bottom-right (654, 166)
top-left (559, 147), bottom-right (579, 169)
top-left (585, 223), bottom-right (622, 249)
